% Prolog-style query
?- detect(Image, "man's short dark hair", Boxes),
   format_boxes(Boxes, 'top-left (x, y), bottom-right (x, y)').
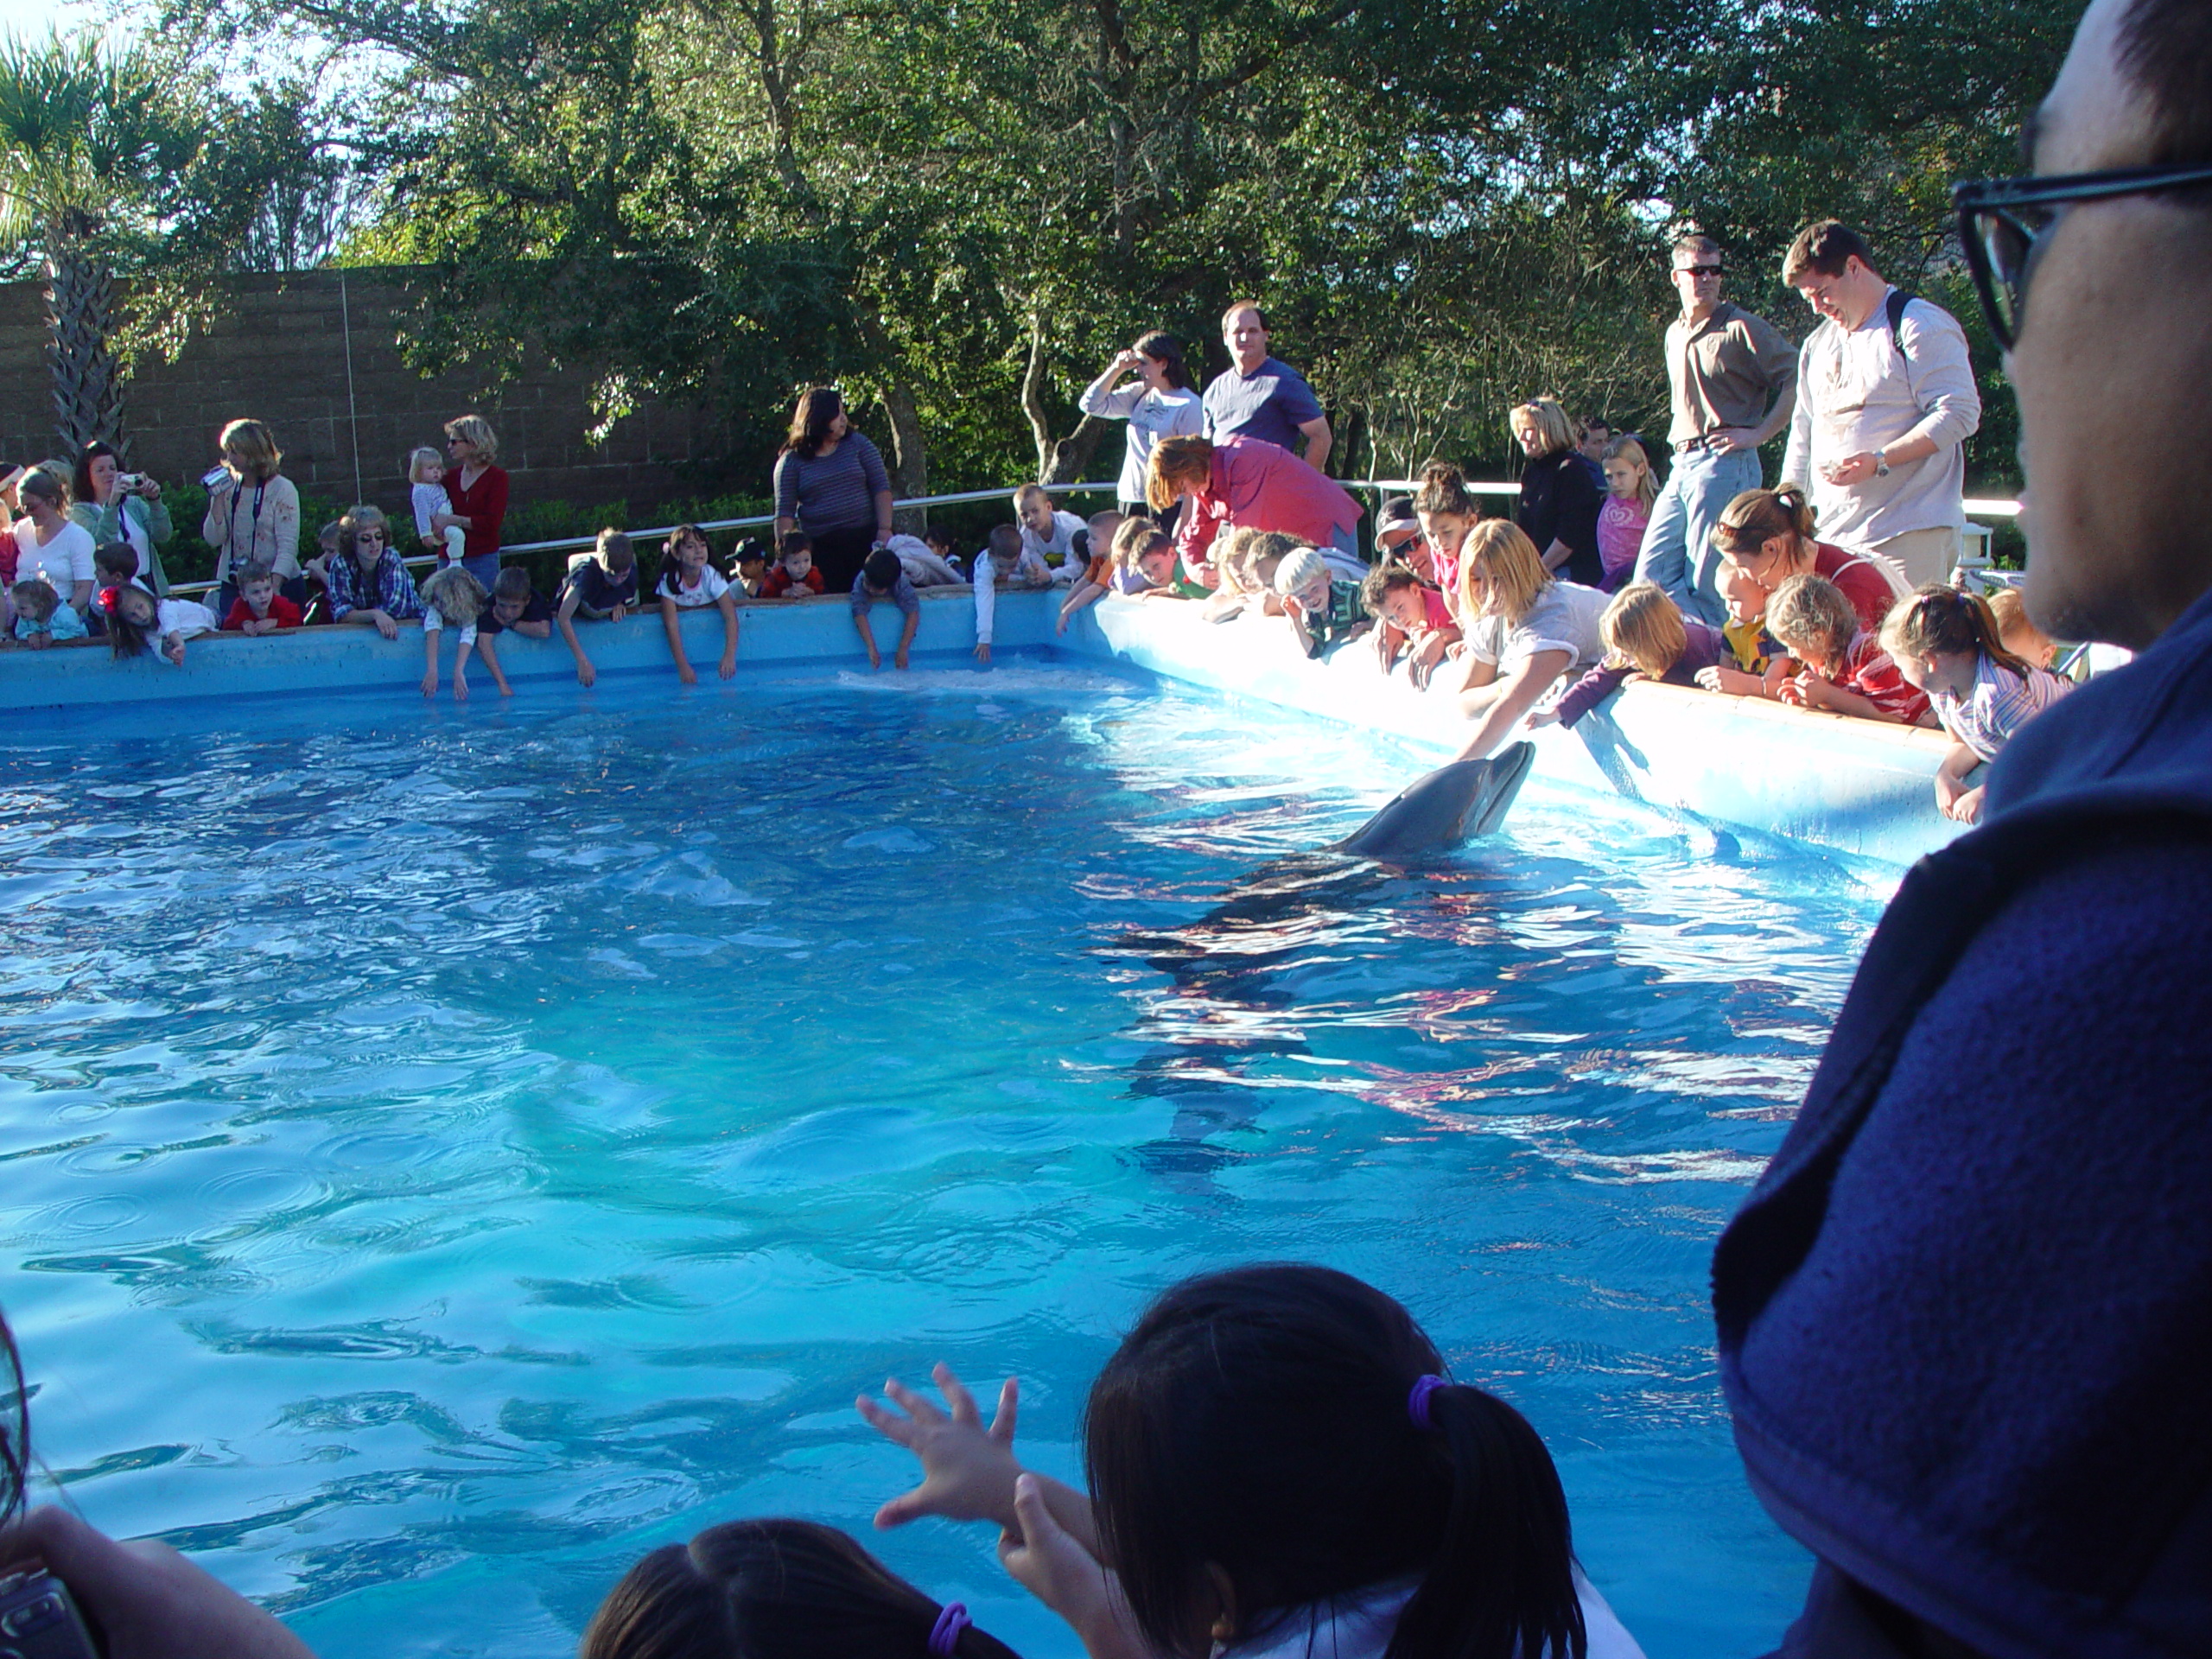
top-left (1223, 298), bottom-right (1270, 330)
top-left (1672, 232), bottom-right (1720, 264)
top-left (2120, 0), bottom-right (2212, 166)
top-left (861, 548), bottom-right (900, 589)
top-left (1783, 220), bottom-right (1878, 284)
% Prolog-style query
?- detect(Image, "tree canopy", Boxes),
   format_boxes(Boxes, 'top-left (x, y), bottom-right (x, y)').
top-left (145, 0), bottom-right (2079, 494)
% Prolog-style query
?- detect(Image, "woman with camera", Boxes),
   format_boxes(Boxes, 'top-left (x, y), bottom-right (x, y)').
top-left (200, 418), bottom-right (304, 616)
top-left (70, 442), bottom-right (173, 597)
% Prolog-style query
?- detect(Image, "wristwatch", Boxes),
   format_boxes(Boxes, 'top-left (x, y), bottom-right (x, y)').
top-left (1873, 449), bottom-right (1891, 477)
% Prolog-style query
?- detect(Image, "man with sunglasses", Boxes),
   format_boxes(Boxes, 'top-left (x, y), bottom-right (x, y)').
top-left (1713, 3), bottom-right (2212, 1654)
top-left (1630, 233), bottom-right (1798, 629)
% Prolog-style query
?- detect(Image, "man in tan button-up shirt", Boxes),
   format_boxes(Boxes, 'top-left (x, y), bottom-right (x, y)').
top-left (1632, 235), bottom-right (1799, 626)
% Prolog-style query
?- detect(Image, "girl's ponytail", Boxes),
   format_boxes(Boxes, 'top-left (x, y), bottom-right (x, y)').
top-left (1880, 584), bottom-right (2037, 682)
top-left (1388, 1380), bottom-right (1584, 1659)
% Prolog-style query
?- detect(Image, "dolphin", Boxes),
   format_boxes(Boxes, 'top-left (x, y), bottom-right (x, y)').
top-left (1332, 741), bottom-right (1536, 863)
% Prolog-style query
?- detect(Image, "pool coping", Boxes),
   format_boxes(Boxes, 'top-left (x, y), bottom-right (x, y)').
top-left (0, 585), bottom-right (1961, 867)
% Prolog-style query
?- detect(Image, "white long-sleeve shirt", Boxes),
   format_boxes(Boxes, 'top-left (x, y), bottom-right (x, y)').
top-left (972, 548), bottom-right (1052, 645)
top-left (1780, 288), bottom-right (1981, 547)
top-left (1077, 371), bottom-right (1207, 504)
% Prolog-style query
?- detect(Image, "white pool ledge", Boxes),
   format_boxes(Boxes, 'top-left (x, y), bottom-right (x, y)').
top-left (0, 585), bottom-right (1961, 866)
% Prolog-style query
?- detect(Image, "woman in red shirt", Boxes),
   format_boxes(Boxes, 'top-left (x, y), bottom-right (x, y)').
top-left (1147, 434), bottom-right (1363, 586)
top-left (442, 415), bottom-right (510, 589)
top-left (1713, 484), bottom-right (1904, 639)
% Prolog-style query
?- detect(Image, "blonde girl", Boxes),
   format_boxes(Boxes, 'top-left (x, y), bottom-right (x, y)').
top-left (420, 564), bottom-right (506, 701)
top-left (1880, 585), bottom-right (2072, 824)
top-left (409, 446), bottom-right (468, 567)
top-left (1597, 436), bottom-right (1658, 592)
top-left (1452, 520), bottom-right (1607, 760)
top-left (1535, 581), bottom-right (1732, 731)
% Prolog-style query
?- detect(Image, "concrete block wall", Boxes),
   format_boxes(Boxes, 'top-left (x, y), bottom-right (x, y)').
top-left (0, 268), bottom-right (747, 518)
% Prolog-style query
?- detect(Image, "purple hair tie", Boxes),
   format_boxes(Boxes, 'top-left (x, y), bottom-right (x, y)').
top-left (928, 1602), bottom-right (971, 1657)
top-left (1408, 1373), bottom-right (1447, 1430)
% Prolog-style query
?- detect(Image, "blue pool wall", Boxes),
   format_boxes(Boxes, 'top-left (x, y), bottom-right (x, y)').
top-left (0, 586), bottom-right (1961, 865)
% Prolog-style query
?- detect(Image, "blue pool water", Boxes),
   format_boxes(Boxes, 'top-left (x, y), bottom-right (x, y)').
top-left (0, 661), bottom-right (1894, 1657)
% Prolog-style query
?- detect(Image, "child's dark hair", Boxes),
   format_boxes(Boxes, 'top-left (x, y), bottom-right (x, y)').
top-left (1360, 561), bottom-right (1426, 615)
top-left (1879, 583), bottom-right (2036, 681)
top-left (779, 531), bottom-right (813, 562)
top-left (862, 548), bottom-right (901, 590)
top-left (582, 1517), bottom-right (1022, 1659)
top-left (93, 541), bottom-right (137, 583)
top-left (1084, 1264), bottom-right (1583, 1659)
top-left (493, 565), bottom-right (534, 602)
top-left (985, 524), bottom-right (1021, 560)
top-left (102, 583), bottom-right (160, 659)
top-left (1414, 461), bottom-right (1479, 522)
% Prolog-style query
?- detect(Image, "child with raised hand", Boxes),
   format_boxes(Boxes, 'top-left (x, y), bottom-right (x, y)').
top-left (557, 528), bottom-right (640, 688)
top-left (1535, 582), bottom-right (1729, 730)
top-left (221, 563), bottom-right (302, 635)
top-left (420, 565), bottom-right (504, 700)
top-left (1596, 436), bottom-right (1656, 594)
top-left (1765, 574), bottom-right (1932, 727)
top-left (408, 445), bottom-right (467, 568)
top-left (655, 522), bottom-right (740, 684)
top-left (585, 1518), bottom-right (1021, 1659)
top-left (101, 582), bottom-right (217, 666)
top-left (760, 532), bottom-right (826, 599)
top-left (1880, 584), bottom-right (2072, 824)
top-left (10, 579), bottom-right (86, 647)
top-left (1363, 562), bottom-right (1459, 688)
top-left (861, 1263), bottom-right (1643, 1659)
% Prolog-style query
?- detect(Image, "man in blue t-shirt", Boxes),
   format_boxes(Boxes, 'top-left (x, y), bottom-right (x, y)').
top-left (1201, 302), bottom-right (1332, 472)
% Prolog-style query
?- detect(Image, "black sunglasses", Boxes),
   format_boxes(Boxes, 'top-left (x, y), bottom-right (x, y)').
top-left (1954, 161), bottom-right (2212, 351)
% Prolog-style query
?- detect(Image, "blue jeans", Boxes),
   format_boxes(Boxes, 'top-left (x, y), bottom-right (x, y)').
top-left (1633, 446), bottom-right (1761, 629)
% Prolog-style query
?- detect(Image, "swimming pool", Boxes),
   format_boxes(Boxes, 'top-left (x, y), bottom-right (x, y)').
top-left (0, 662), bottom-right (1890, 1657)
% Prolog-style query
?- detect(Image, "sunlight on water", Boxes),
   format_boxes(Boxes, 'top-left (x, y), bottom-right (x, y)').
top-left (0, 664), bottom-right (1893, 1658)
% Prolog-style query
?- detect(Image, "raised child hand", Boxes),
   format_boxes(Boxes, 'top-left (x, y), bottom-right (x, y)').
top-left (858, 1363), bottom-right (1022, 1531)
top-left (998, 1478), bottom-right (1149, 1659)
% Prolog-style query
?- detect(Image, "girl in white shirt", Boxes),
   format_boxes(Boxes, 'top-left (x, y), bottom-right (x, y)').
top-left (861, 1264), bottom-right (1643, 1659)
top-left (654, 523), bottom-right (739, 685)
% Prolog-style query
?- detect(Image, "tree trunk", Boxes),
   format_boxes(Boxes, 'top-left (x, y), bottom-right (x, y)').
top-left (875, 380), bottom-right (929, 535)
top-left (46, 214), bottom-right (126, 460)
top-left (1020, 311), bottom-right (1114, 486)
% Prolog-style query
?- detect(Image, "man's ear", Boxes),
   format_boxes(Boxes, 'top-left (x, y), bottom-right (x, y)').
top-left (1204, 1562), bottom-right (1239, 1645)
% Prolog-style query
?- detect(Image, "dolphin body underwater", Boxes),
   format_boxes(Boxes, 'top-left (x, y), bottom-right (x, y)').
top-left (1104, 742), bottom-right (1539, 1184)
top-left (1332, 741), bottom-right (1537, 863)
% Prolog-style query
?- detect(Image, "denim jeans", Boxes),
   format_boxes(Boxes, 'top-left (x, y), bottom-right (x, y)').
top-left (1632, 446), bottom-right (1762, 629)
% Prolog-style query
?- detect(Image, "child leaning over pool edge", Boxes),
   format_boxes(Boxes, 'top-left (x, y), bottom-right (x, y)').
top-left (860, 1262), bottom-right (1645, 1659)
top-left (557, 528), bottom-right (639, 688)
top-left (10, 579), bottom-right (86, 646)
top-left (654, 522), bottom-right (740, 684)
top-left (851, 547), bottom-right (919, 671)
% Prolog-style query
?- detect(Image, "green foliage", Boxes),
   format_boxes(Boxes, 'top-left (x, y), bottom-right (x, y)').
top-left (152, 0), bottom-right (2069, 500)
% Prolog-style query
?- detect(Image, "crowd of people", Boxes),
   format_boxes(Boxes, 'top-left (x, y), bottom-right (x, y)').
top-left (0, 3), bottom-right (2209, 1656)
top-left (0, 225), bottom-right (2063, 823)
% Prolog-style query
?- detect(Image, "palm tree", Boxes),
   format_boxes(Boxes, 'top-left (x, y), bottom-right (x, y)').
top-left (0, 34), bottom-right (200, 457)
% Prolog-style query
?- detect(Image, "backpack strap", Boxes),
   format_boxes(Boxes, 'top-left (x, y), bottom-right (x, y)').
top-left (1885, 288), bottom-right (1915, 360)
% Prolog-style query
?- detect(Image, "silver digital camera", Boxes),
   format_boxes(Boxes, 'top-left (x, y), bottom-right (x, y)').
top-left (0, 1560), bottom-right (100, 1659)
top-left (201, 464), bottom-right (232, 488)
top-left (112, 474), bottom-right (149, 496)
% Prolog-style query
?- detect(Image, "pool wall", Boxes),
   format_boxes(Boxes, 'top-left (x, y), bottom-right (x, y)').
top-left (0, 587), bottom-right (1960, 864)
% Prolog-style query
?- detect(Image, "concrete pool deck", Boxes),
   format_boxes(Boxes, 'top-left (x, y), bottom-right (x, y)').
top-left (0, 584), bottom-right (1961, 865)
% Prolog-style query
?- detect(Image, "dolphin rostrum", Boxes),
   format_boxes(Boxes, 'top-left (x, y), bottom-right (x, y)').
top-left (1332, 741), bottom-right (1536, 862)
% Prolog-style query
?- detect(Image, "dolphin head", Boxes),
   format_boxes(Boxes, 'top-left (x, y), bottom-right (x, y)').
top-left (1333, 742), bottom-right (1536, 863)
